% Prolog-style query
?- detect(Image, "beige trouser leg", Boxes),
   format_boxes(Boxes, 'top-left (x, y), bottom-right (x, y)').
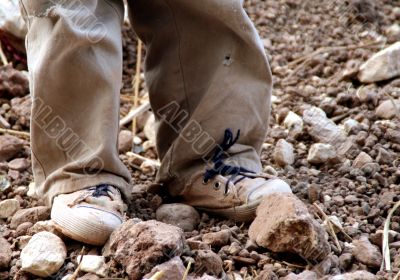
top-left (20, 0), bottom-right (132, 205)
top-left (21, 0), bottom-right (271, 205)
top-left (128, 0), bottom-right (272, 195)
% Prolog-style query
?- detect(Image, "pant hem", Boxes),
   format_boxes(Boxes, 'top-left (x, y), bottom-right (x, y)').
top-left (40, 174), bottom-right (132, 206)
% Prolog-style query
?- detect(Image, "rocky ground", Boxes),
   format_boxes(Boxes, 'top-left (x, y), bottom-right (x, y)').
top-left (1, 0), bottom-right (400, 279)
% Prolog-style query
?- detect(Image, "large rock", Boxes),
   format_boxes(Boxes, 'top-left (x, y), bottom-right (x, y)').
top-left (0, 237), bottom-right (11, 268)
top-left (21, 231), bottom-right (67, 277)
top-left (358, 42), bottom-right (400, 83)
top-left (143, 257), bottom-right (185, 280)
top-left (307, 143), bottom-right (336, 164)
top-left (352, 236), bottom-right (382, 268)
top-left (329, 271), bottom-right (377, 280)
top-left (156, 203), bottom-right (200, 232)
top-left (375, 99), bottom-right (400, 119)
top-left (0, 198), bottom-right (20, 218)
top-left (303, 107), bottom-right (346, 148)
top-left (10, 206), bottom-right (50, 229)
top-left (273, 139), bottom-right (295, 167)
top-left (0, 135), bottom-right (24, 162)
top-left (249, 193), bottom-right (330, 261)
top-left (104, 220), bottom-right (185, 280)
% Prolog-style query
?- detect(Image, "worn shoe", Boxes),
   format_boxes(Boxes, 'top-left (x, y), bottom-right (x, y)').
top-left (51, 185), bottom-right (125, 246)
top-left (181, 129), bottom-right (292, 222)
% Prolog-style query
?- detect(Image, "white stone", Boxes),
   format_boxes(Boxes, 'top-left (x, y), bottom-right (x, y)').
top-left (329, 271), bottom-right (376, 280)
top-left (283, 111), bottom-right (303, 138)
top-left (140, 160), bottom-right (158, 175)
top-left (27, 182), bottom-right (37, 198)
top-left (343, 119), bottom-right (361, 134)
top-left (273, 139), bottom-right (295, 167)
top-left (303, 106), bottom-right (346, 148)
top-left (0, 199), bottom-right (20, 218)
top-left (133, 136), bottom-right (142, 145)
top-left (386, 23), bottom-right (400, 40)
top-left (77, 255), bottom-right (107, 277)
top-left (324, 215), bottom-right (343, 233)
top-left (21, 231), bottom-right (67, 277)
top-left (61, 274), bottom-right (72, 280)
top-left (307, 143), bottom-right (336, 164)
top-left (358, 42), bottom-right (400, 83)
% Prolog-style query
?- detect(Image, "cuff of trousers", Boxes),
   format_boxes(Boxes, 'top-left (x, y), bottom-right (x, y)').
top-left (36, 174), bottom-right (132, 206)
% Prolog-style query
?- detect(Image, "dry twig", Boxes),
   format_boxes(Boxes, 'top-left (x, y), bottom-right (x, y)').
top-left (69, 246), bottom-right (86, 280)
top-left (382, 201), bottom-right (400, 272)
top-left (119, 101), bottom-right (150, 127)
top-left (0, 42), bottom-right (8, 66)
top-left (0, 128), bottom-right (30, 138)
top-left (313, 203), bottom-right (342, 251)
top-left (181, 260), bottom-right (192, 280)
top-left (283, 41), bottom-right (385, 81)
top-left (132, 39), bottom-right (143, 136)
top-left (126, 151), bottom-right (160, 167)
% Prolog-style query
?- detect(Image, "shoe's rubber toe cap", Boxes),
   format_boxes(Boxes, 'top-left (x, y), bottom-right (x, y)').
top-left (51, 198), bottom-right (123, 246)
top-left (248, 178), bottom-right (292, 202)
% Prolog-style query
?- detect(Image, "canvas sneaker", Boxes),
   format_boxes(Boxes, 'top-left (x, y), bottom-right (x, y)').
top-left (51, 184), bottom-right (125, 245)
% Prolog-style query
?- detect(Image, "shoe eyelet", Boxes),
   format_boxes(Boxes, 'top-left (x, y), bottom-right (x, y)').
top-left (202, 178), bottom-right (209, 185)
top-left (213, 182), bottom-right (221, 190)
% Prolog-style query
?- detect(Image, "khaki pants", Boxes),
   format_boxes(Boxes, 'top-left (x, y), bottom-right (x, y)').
top-left (20, 0), bottom-right (272, 205)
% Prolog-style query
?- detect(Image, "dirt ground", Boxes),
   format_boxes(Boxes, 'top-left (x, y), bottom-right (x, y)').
top-left (1, 0), bottom-right (400, 279)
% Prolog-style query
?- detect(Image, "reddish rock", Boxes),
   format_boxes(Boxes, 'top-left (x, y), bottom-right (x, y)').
top-left (143, 257), bottom-right (185, 280)
top-left (193, 250), bottom-right (224, 277)
top-left (0, 135), bottom-right (24, 162)
top-left (105, 220), bottom-right (185, 280)
top-left (156, 203), bottom-right (200, 232)
top-left (202, 229), bottom-right (231, 248)
top-left (10, 206), bottom-right (50, 229)
top-left (11, 95), bottom-right (32, 125)
top-left (249, 193), bottom-right (330, 261)
top-left (0, 237), bottom-right (11, 269)
top-left (7, 158), bottom-right (30, 171)
top-left (0, 64), bottom-right (29, 98)
top-left (352, 236), bottom-right (382, 268)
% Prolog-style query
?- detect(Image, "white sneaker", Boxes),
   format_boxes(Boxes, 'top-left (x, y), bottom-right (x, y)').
top-left (51, 185), bottom-right (125, 246)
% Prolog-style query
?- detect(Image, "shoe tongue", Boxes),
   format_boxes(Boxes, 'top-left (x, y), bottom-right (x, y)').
top-left (91, 184), bottom-right (111, 198)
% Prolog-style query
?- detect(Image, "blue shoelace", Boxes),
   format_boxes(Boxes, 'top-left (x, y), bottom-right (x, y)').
top-left (203, 129), bottom-right (255, 193)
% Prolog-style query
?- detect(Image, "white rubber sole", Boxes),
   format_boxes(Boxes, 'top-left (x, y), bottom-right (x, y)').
top-left (51, 199), bottom-right (122, 246)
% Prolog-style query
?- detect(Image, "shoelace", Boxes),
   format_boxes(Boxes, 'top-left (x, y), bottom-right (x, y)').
top-left (204, 129), bottom-right (255, 194)
top-left (89, 184), bottom-right (113, 198)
